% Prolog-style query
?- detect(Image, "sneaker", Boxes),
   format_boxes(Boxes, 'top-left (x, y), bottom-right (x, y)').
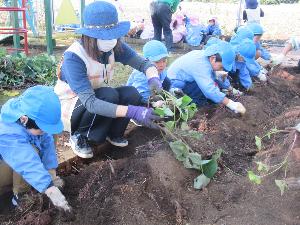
top-left (106, 137), bottom-right (128, 147)
top-left (70, 133), bottom-right (93, 158)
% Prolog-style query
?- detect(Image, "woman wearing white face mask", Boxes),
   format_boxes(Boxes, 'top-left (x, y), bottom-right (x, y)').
top-left (54, 1), bottom-right (162, 159)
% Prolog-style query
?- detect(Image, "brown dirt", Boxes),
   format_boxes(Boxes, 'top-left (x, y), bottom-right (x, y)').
top-left (1, 66), bottom-right (300, 225)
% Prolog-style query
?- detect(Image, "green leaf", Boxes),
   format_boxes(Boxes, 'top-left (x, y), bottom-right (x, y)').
top-left (194, 174), bottom-right (211, 189)
top-left (165, 121), bottom-right (175, 131)
top-left (180, 112), bottom-right (188, 122)
top-left (183, 152), bottom-right (202, 170)
top-left (270, 127), bottom-right (278, 133)
top-left (212, 149), bottom-right (223, 161)
top-left (255, 136), bottom-right (262, 151)
top-left (169, 140), bottom-right (190, 162)
top-left (181, 95), bottom-right (193, 108)
top-left (180, 122), bottom-right (190, 131)
top-left (154, 108), bottom-right (165, 117)
top-left (255, 161), bottom-right (269, 172)
top-left (202, 159), bottom-right (218, 178)
top-left (275, 179), bottom-right (288, 196)
top-left (247, 171), bottom-right (262, 184)
top-left (163, 107), bottom-right (174, 117)
top-left (175, 97), bottom-right (183, 107)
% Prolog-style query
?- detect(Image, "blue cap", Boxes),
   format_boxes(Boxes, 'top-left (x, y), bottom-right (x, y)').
top-left (205, 37), bottom-right (222, 48)
top-left (0, 85), bottom-right (63, 134)
top-left (204, 41), bottom-right (235, 72)
top-left (76, 1), bottom-right (130, 40)
top-left (245, 0), bottom-right (258, 9)
top-left (143, 40), bottom-right (168, 62)
top-left (247, 23), bottom-right (264, 35)
top-left (236, 39), bottom-right (256, 65)
top-left (230, 27), bottom-right (254, 46)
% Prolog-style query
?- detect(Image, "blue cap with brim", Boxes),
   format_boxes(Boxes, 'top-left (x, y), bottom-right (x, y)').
top-left (235, 39), bottom-right (256, 64)
top-left (0, 85), bottom-right (63, 134)
top-left (205, 37), bottom-right (222, 49)
top-left (75, 1), bottom-right (130, 40)
top-left (204, 41), bottom-right (235, 72)
top-left (143, 40), bottom-right (169, 62)
top-left (246, 23), bottom-right (264, 36)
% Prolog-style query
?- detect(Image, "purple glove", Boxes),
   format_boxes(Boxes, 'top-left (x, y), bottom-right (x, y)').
top-left (148, 77), bottom-right (162, 94)
top-left (126, 105), bottom-right (161, 129)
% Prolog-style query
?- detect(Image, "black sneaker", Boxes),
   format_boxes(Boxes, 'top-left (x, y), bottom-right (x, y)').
top-left (70, 133), bottom-right (93, 158)
top-left (106, 137), bottom-right (128, 147)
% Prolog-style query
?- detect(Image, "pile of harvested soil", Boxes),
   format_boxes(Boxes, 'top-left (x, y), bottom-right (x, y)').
top-left (1, 66), bottom-right (300, 225)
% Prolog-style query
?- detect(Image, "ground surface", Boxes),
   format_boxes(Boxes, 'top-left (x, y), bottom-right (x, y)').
top-left (1, 63), bottom-right (300, 225)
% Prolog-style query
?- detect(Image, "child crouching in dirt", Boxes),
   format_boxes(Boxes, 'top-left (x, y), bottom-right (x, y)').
top-left (126, 40), bottom-right (171, 104)
top-left (0, 85), bottom-right (72, 213)
top-left (272, 37), bottom-right (300, 68)
top-left (167, 40), bottom-right (246, 114)
top-left (243, 23), bottom-right (270, 82)
top-left (229, 28), bottom-right (257, 91)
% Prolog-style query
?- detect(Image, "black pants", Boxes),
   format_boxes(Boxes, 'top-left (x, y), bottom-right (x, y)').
top-left (71, 86), bottom-right (142, 144)
top-left (150, 1), bottom-right (173, 51)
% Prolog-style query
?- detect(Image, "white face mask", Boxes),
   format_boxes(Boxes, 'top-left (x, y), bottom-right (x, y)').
top-left (97, 39), bottom-right (117, 52)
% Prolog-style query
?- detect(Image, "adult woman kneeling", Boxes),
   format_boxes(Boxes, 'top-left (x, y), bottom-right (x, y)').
top-left (54, 1), bottom-right (162, 159)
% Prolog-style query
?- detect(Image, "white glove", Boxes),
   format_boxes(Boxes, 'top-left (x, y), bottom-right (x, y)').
top-left (222, 87), bottom-right (243, 97)
top-left (257, 69), bottom-right (267, 82)
top-left (53, 176), bottom-right (65, 189)
top-left (226, 99), bottom-right (246, 114)
top-left (295, 123), bottom-right (300, 132)
top-left (169, 88), bottom-right (184, 97)
top-left (231, 87), bottom-right (243, 96)
top-left (271, 54), bottom-right (285, 66)
top-left (215, 71), bottom-right (228, 80)
top-left (45, 186), bottom-right (72, 212)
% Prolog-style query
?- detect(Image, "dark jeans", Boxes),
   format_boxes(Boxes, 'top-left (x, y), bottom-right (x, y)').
top-left (182, 81), bottom-right (209, 107)
top-left (228, 71), bottom-right (249, 92)
top-left (162, 77), bottom-right (171, 92)
top-left (71, 86), bottom-right (141, 144)
top-left (150, 1), bottom-right (173, 51)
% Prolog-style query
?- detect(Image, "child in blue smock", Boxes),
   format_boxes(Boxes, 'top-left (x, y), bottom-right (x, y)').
top-left (167, 41), bottom-right (246, 114)
top-left (127, 40), bottom-right (171, 104)
top-left (0, 86), bottom-right (71, 212)
top-left (229, 28), bottom-right (257, 91)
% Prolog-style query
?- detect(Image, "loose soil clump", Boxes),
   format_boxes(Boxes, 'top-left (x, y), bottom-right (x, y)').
top-left (1, 66), bottom-right (300, 225)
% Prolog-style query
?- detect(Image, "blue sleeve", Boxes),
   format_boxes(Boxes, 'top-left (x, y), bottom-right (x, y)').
top-left (61, 51), bottom-right (92, 94)
top-left (191, 67), bottom-right (226, 103)
top-left (126, 70), bottom-right (149, 102)
top-left (39, 134), bottom-right (58, 171)
top-left (215, 76), bottom-right (231, 89)
top-left (212, 25), bottom-right (222, 36)
top-left (205, 25), bottom-right (210, 34)
top-left (246, 60), bottom-right (261, 77)
top-left (115, 41), bottom-right (154, 73)
top-left (114, 41), bottom-right (137, 65)
top-left (0, 134), bottom-right (52, 193)
top-left (257, 42), bottom-right (271, 60)
top-left (238, 63), bottom-right (252, 89)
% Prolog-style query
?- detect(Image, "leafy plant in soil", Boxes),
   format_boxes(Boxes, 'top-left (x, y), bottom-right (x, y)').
top-left (0, 49), bottom-right (57, 90)
top-left (152, 91), bottom-right (222, 189)
top-left (248, 127), bottom-right (298, 195)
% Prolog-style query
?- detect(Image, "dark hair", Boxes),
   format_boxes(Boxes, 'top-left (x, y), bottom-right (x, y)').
top-left (19, 117), bottom-right (40, 130)
top-left (215, 53), bottom-right (222, 62)
top-left (81, 35), bottom-right (123, 61)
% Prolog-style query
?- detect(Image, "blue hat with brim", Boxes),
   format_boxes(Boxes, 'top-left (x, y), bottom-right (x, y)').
top-left (0, 86), bottom-right (63, 134)
top-left (205, 37), bottom-right (222, 49)
top-left (247, 23), bottom-right (264, 36)
top-left (143, 40), bottom-right (169, 62)
top-left (75, 1), bottom-right (130, 40)
top-left (238, 39), bottom-right (256, 65)
top-left (204, 41), bottom-right (235, 72)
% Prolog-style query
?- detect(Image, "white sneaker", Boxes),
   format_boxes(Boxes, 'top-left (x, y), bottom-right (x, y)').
top-left (69, 133), bottom-right (93, 158)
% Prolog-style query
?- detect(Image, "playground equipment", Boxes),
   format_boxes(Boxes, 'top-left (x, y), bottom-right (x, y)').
top-left (0, 0), bottom-right (29, 55)
top-left (55, 0), bottom-right (80, 31)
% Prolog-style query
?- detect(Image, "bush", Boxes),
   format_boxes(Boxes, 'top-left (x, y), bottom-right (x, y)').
top-left (0, 50), bottom-right (57, 89)
top-left (261, 0), bottom-right (299, 4)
